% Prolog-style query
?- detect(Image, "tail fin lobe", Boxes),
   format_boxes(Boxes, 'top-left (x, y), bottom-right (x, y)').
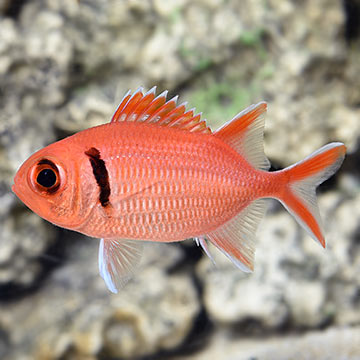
top-left (279, 142), bottom-right (346, 247)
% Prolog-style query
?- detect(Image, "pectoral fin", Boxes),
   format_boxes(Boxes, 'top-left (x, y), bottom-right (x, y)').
top-left (195, 236), bottom-right (216, 264)
top-left (98, 238), bottom-right (143, 293)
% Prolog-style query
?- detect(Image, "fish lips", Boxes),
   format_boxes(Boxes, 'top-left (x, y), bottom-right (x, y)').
top-left (12, 170), bottom-right (38, 213)
top-left (12, 169), bottom-right (26, 203)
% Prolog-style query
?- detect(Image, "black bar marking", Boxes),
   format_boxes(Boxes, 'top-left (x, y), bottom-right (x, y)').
top-left (85, 147), bottom-right (111, 207)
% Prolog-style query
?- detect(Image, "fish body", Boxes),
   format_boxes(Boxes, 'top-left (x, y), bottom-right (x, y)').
top-left (57, 121), bottom-right (272, 240)
top-left (13, 88), bottom-right (346, 293)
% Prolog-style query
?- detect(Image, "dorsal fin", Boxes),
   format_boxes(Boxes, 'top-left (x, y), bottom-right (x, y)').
top-left (111, 87), bottom-right (211, 134)
top-left (214, 102), bottom-right (270, 170)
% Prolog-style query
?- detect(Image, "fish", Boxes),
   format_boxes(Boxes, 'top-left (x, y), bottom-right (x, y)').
top-left (12, 87), bottom-right (346, 293)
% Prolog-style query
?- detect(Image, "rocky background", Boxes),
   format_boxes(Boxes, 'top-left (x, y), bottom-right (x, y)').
top-left (0, 0), bottom-right (359, 359)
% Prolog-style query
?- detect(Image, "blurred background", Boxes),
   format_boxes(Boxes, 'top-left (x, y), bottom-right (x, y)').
top-left (0, 0), bottom-right (359, 359)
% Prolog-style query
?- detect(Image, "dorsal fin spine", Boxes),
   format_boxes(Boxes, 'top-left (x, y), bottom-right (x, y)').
top-left (110, 88), bottom-right (211, 134)
top-left (187, 115), bottom-right (204, 131)
top-left (129, 89), bottom-right (156, 122)
top-left (137, 90), bottom-right (167, 122)
top-left (182, 113), bottom-right (200, 129)
top-left (183, 112), bottom-right (201, 130)
top-left (168, 108), bottom-right (193, 127)
top-left (146, 86), bottom-right (157, 96)
top-left (159, 102), bottom-right (186, 126)
top-left (145, 95), bottom-right (178, 124)
top-left (111, 90), bottom-right (131, 122)
top-left (121, 88), bottom-right (144, 120)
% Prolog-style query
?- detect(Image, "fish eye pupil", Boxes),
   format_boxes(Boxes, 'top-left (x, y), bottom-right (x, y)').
top-left (37, 169), bottom-right (57, 188)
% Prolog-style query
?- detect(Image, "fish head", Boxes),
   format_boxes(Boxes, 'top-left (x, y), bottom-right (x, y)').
top-left (12, 140), bottom-right (88, 229)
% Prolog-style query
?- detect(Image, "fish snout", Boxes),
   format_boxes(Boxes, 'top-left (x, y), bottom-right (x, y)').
top-left (12, 173), bottom-right (26, 202)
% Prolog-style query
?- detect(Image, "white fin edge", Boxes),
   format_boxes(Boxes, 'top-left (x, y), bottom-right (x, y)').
top-left (195, 236), bottom-right (216, 264)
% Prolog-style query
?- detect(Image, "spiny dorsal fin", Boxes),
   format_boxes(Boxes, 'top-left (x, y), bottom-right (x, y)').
top-left (111, 87), bottom-right (211, 134)
top-left (214, 102), bottom-right (270, 170)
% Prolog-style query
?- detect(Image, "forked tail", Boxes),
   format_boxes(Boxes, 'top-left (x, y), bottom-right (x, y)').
top-left (204, 102), bottom-right (345, 272)
top-left (92, 91), bottom-right (346, 292)
top-left (277, 142), bottom-right (346, 247)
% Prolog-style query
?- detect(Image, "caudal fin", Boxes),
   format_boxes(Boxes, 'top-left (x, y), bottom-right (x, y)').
top-left (278, 142), bottom-right (346, 247)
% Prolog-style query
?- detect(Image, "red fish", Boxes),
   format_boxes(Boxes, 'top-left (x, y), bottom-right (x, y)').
top-left (12, 88), bottom-right (346, 293)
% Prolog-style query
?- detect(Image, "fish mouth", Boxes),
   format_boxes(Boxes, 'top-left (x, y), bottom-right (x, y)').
top-left (12, 173), bottom-right (23, 199)
top-left (12, 176), bottom-right (28, 207)
top-left (12, 170), bottom-right (40, 213)
top-left (12, 174), bottom-right (51, 224)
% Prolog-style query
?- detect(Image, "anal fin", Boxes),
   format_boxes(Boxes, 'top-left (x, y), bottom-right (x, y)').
top-left (98, 238), bottom-right (143, 293)
top-left (206, 199), bottom-right (267, 272)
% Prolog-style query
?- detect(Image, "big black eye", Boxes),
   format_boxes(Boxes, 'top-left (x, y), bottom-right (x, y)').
top-left (32, 159), bottom-right (62, 194)
top-left (36, 169), bottom-right (57, 188)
